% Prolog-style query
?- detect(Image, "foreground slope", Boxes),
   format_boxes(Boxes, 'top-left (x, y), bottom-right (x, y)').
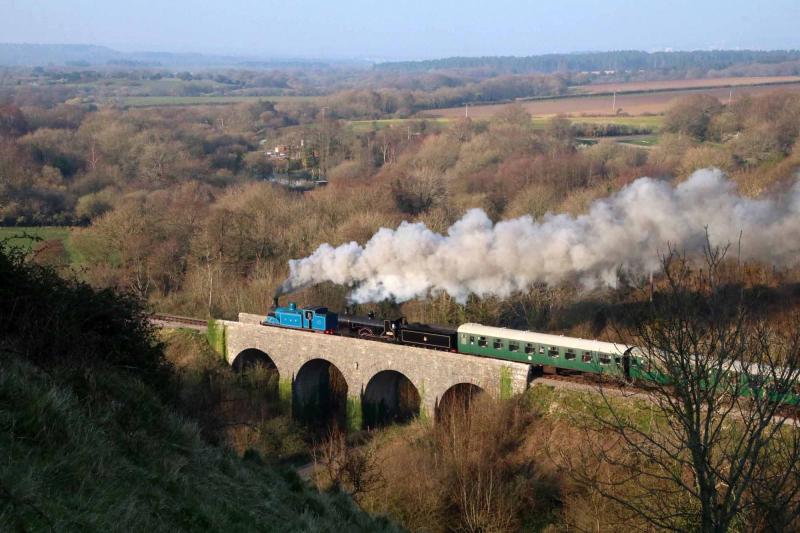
top-left (0, 356), bottom-right (397, 532)
top-left (0, 244), bottom-right (398, 532)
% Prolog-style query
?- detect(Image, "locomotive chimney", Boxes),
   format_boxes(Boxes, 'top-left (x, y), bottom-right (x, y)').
top-left (272, 296), bottom-right (279, 309)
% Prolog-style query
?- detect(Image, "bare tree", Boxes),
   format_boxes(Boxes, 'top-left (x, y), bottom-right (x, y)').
top-left (314, 428), bottom-right (384, 503)
top-left (574, 240), bottom-right (800, 532)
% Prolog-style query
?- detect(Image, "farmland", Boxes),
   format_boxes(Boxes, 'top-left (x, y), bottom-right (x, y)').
top-left (571, 75), bottom-right (800, 95)
top-left (347, 117), bottom-right (450, 132)
top-left (348, 115), bottom-right (663, 134)
top-left (0, 227), bottom-right (79, 263)
top-left (427, 80), bottom-right (800, 119)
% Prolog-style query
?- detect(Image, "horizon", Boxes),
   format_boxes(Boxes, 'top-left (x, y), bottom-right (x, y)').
top-left (3, 42), bottom-right (800, 66)
top-left (3, 0), bottom-right (799, 61)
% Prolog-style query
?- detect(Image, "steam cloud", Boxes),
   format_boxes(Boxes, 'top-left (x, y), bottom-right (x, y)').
top-left (277, 169), bottom-right (800, 303)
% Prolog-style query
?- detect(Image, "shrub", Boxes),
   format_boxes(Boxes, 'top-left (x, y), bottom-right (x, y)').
top-left (0, 243), bottom-right (171, 394)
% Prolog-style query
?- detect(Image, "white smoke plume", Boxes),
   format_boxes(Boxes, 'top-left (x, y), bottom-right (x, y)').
top-left (278, 169), bottom-right (800, 303)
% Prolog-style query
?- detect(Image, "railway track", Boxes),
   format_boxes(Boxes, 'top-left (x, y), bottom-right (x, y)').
top-left (151, 313), bottom-right (208, 329)
top-left (534, 372), bottom-right (800, 425)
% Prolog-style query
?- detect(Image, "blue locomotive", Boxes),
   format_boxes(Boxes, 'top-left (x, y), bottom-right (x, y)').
top-left (262, 301), bottom-right (338, 333)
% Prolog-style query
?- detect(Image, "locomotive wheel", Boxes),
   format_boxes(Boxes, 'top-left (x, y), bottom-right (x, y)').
top-left (358, 327), bottom-right (373, 338)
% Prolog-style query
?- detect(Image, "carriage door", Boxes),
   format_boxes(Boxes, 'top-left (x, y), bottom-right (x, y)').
top-left (622, 350), bottom-right (632, 380)
top-left (304, 310), bottom-right (314, 329)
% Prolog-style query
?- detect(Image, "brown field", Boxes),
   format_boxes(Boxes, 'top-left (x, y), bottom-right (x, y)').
top-left (427, 82), bottom-right (800, 119)
top-left (572, 76), bottom-right (800, 95)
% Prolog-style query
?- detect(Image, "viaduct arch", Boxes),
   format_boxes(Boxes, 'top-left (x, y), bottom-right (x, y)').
top-left (221, 313), bottom-right (531, 430)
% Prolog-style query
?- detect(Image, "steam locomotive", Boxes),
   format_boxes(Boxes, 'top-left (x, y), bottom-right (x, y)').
top-left (263, 299), bottom-right (457, 350)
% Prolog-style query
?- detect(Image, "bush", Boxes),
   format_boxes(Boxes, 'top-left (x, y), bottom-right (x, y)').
top-left (360, 395), bottom-right (563, 532)
top-left (662, 94), bottom-right (723, 141)
top-left (391, 174), bottom-right (446, 215)
top-left (0, 242), bottom-right (171, 394)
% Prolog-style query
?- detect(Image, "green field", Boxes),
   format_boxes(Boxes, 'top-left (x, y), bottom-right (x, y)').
top-left (347, 117), bottom-right (451, 133)
top-left (617, 135), bottom-right (660, 147)
top-left (116, 95), bottom-right (319, 107)
top-left (348, 114), bottom-right (662, 134)
top-left (531, 114), bottom-right (664, 130)
top-left (0, 226), bottom-right (79, 263)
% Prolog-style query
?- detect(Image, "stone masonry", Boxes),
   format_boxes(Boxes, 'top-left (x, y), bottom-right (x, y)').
top-left (221, 313), bottom-right (532, 428)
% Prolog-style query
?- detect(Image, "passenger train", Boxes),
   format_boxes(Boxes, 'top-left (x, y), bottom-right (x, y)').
top-left (262, 299), bottom-right (800, 407)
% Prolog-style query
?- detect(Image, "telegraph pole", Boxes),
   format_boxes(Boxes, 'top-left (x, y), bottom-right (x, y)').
top-left (320, 106), bottom-right (329, 179)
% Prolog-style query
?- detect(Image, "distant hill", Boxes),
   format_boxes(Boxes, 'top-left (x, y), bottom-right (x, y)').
top-left (0, 43), bottom-right (343, 68)
top-left (376, 49), bottom-right (800, 74)
top-left (0, 43), bottom-right (123, 66)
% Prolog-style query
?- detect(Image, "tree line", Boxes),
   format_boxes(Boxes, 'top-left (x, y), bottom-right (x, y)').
top-left (376, 49), bottom-right (800, 74)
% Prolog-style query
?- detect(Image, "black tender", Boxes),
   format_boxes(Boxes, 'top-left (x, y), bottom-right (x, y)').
top-left (398, 322), bottom-right (457, 350)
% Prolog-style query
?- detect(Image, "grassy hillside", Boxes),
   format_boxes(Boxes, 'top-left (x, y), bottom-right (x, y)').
top-left (0, 356), bottom-right (397, 532)
top-left (0, 244), bottom-right (399, 532)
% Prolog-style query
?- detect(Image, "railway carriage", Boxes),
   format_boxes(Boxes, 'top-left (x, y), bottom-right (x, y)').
top-left (456, 323), bottom-right (652, 380)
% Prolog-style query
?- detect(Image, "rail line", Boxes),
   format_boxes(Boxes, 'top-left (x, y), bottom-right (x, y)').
top-left (151, 313), bottom-right (208, 329)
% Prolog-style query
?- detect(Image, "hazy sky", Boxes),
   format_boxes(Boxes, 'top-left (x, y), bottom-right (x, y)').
top-left (2, 0), bottom-right (799, 60)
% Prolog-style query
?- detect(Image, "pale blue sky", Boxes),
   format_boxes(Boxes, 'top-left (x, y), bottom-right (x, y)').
top-left (2, 0), bottom-right (799, 60)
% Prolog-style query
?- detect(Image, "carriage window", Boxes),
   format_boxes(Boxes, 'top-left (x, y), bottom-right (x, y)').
top-left (524, 343), bottom-right (534, 354)
top-left (582, 352), bottom-right (593, 363)
top-left (614, 357), bottom-right (621, 365)
top-left (478, 336), bottom-right (487, 347)
top-left (565, 350), bottom-right (576, 360)
top-left (509, 342), bottom-right (519, 352)
top-left (539, 346), bottom-right (545, 354)
top-left (493, 338), bottom-right (503, 349)
top-left (469, 336), bottom-right (475, 345)
top-left (548, 347), bottom-right (559, 358)
top-left (599, 354), bottom-right (611, 365)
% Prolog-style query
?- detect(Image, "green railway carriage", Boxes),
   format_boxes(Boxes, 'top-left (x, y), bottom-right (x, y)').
top-left (728, 360), bottom-right (800, 406)
top-left (456, 323), bottom-right (653, 380)
top-left (455, 322), bottom-right (800, 405)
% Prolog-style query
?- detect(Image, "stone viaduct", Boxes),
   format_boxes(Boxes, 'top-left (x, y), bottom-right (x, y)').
top-left (218, 313), bottom-right (533, 430)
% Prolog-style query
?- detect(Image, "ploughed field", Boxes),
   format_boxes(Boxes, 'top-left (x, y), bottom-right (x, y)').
top-left (572, 75), bottom-right (800, 94)
top-left (427, 79), bottom-right (800, 119)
